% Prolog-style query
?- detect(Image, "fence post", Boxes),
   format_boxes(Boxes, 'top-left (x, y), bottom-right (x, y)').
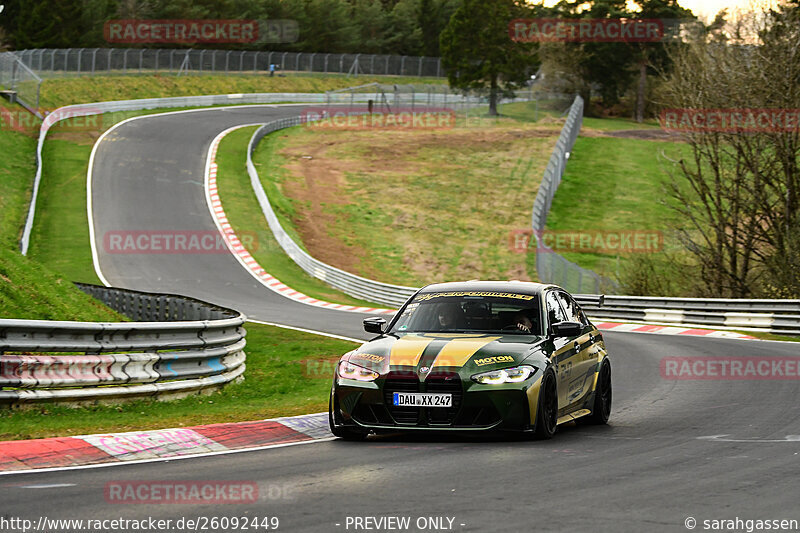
top-left (139, 49), bottom-right (144, 74)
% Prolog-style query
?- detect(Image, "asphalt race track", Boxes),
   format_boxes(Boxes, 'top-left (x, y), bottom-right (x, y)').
top-left (8, 105), bottom-right (798, 532)
top-left (89, 105), bottom-right (370, 340)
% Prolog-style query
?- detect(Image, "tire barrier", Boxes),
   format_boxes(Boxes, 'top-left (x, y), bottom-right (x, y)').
top-left (0, 284), bottom-right (247, 404)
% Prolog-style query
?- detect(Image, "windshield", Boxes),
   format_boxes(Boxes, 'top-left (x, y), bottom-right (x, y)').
top-left (389, 291), bottom-right (543, 335)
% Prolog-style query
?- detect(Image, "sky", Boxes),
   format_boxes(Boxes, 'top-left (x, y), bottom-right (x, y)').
top-left (537, 1), bottom-right (782, 21)
top-left (676, 0), bottom-right (779, 20)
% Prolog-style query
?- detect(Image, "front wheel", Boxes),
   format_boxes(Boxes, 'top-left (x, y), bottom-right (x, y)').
top-left (328, 394), bottom-right (368, 441)
top-left (533, 370), bottom-right (558, 439)
top-left (584, 359), bottom-right (612, 425)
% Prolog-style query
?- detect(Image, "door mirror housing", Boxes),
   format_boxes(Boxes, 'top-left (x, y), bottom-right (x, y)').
top-left (363, 317), bottom-right (387, 334)
top-left (550, 321), bottom-right (583, 338)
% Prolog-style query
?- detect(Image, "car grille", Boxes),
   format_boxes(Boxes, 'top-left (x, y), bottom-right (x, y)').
top-left (382, 371), bottom-right (463, 426)
top-left (425, 372), bottom-right (462, 425)
top-left (384, 372), bottom-right (420, 424)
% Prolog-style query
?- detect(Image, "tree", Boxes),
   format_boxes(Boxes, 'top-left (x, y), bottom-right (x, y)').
top-left (630, 0), bottom-right (695, 122)
top-left (659, 9), bottom-right (800, 297)
top-left (418, 0), bottom-right (460, 57)
top-left (440, 0), bottom-right (536, 115)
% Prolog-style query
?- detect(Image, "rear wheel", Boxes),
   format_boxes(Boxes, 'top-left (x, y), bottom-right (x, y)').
top-left (533, 370), bottom-right (558, 439)
top-left (584, 359), bottom-right (612, 425)
top-left (328, 394), bottom-right (368, 441)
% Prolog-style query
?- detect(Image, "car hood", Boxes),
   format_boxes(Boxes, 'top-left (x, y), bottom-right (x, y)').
top-left (343, 332), bottom-right (546, 375)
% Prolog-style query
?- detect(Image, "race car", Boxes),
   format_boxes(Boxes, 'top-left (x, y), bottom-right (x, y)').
top-left (328, 281), bottom-right (612, 439)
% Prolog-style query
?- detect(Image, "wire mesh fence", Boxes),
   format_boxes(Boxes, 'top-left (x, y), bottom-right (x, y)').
top-left (0, 52), bottom-right (42, 112)
top-left (12, 48), bottom-right (444, 79)
top-left (530, 95), bottom-right (616, 294)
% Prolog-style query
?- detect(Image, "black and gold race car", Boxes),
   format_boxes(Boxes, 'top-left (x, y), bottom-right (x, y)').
top-left (328, 281), bottom-right (612, 439)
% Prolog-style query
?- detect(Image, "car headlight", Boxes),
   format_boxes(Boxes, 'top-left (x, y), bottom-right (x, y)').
top-left (471, 365), bottom-right (537, 384)
top-left (337, 361), bottom-right (379, 382)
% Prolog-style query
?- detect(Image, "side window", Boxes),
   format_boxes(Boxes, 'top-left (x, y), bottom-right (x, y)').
top-left (557, 292), bottom-right (588, 326)
top-left (545, 292), bottom-right (568, 327)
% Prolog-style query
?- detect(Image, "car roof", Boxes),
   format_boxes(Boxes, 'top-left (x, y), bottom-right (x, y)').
top-left (417, 280), bottom-right (556, 297)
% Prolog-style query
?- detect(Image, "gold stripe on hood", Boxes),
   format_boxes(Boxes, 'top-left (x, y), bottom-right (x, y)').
top-left (389, 335), bottom-right (435, 366)
top-left (432, 337), bottom-right (501, 368)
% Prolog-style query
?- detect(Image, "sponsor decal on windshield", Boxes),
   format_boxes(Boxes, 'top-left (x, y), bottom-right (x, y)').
top-left (416, 291), bottom-right (535, 301)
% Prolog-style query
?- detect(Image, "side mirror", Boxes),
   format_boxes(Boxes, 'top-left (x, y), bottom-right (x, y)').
top-left (550, 321), bottom-right (583, 338)
top-left (363, 317), bottom-right (387, 334)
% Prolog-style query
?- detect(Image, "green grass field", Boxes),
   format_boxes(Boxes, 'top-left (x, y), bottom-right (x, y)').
top-left (0, 114), bottom-right (37, 249)
top-left (0, 322), bottom-right (357, 440)
top-left (250, 108), bottom-right (562, 287)
top-left (0, 247), bottom-right (124, 321)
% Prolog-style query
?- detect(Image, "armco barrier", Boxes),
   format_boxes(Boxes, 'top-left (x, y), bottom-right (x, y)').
top-left (576, 294), bottom-right (800, 336)
top-left (0, 284), bottom-right (246, 404)
top-left (246, 117), bottom-right (418, 308)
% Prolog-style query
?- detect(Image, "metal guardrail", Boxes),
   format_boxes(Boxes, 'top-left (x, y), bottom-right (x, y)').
top-left (0, 284), bottom-right (247, 404)
top-left (575, 294), bottom-right (800, 335)
top-left (247, 117), bottom-right (418, 308)
top-left (530, 95), bottom-right (613, 294)
top-left (14, 48), bottom-right (445, 78)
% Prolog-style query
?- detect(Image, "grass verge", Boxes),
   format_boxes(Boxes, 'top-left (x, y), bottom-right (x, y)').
top-left (0, 108), bottom-right (37, 250)
top-left (251, 110), bottom-right (561, 287)
top-left (0, 247), bottom-right (124, 321)
top-left (545, 136), bottom-right (690, 278)
top-left (0, 322), bottom-right (357, 440)
top-left (215, 126), bottom-right (384, 308)
top-left (38, 74), bottom-right (446, 108)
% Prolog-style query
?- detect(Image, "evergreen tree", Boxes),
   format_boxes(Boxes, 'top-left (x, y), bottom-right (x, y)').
top-left (440, 0), bottom-right (535, 115)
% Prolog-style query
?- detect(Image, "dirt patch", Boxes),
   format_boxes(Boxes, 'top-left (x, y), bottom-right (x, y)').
top-left (46, 131), bottom-right (101, 144)
top-left (582, 128), bottom-right (683, 142)
top-left (281, 142), bottom-right (369, 276)
top-left (275, 124), bottom-right (557, 284)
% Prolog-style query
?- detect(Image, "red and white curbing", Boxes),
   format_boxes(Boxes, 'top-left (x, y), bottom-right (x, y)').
top-left (205, 129), bottom-right (394, 315)
top-left (0, 413), bottom-right (332, 473)
top-left (593, 321), bottom-right (757, 340)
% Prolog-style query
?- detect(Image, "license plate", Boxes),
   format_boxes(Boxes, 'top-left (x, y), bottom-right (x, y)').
top-left (392, 392), bottom-right (452, 408)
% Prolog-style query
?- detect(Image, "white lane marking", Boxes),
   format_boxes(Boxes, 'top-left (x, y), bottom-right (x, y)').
top-left (0, 436), bottom-right (336, 477)
top-left (248, 320), bottom-right (363, 343)
top-left (698, 434), bottom-right (800, 443)
top-left (86, 105), bottom-right (309, 287)
top-left (22, 483), bottom-right (76, 489)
